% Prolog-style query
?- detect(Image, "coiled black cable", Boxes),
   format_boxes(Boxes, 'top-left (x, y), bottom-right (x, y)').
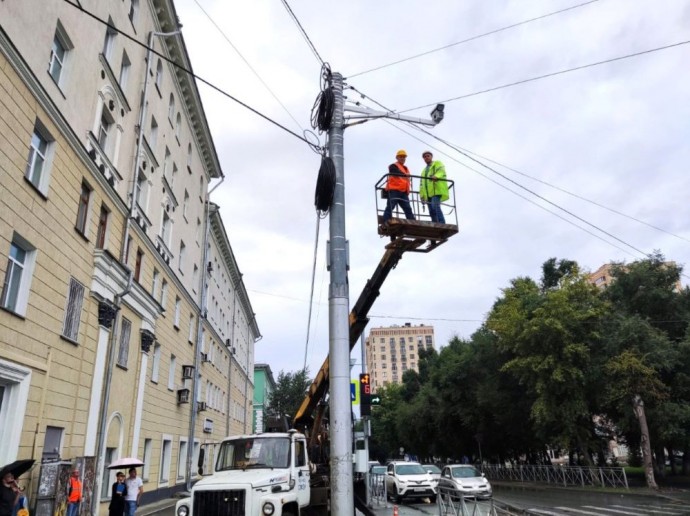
top-left (314, 156), bottom-right (336, 215)
top-left (311, 63), bottom-right (334, 132)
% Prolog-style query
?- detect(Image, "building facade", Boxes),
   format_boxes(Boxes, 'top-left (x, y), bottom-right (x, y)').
top-left (0, 0), bottom-right (259, 513)
top-left (364, 323), bottom-right (435, 392)
top-left (252, 363), bottom-right (276, 433)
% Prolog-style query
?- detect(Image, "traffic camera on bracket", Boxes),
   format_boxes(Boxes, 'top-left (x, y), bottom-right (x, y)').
top-left (430, 104), bottom-right (445, 124)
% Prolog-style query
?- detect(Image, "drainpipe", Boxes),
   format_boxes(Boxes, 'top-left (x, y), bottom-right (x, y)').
top-left (225, 290), bottom-right (237, 434)
top-left (185, 176), bottom-right (224, 490)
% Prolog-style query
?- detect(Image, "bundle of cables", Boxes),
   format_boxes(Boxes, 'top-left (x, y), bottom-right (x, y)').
top-left (314, 155), bottom-right (336, 216)
top-left (310, 63), bottom-right (334, 133)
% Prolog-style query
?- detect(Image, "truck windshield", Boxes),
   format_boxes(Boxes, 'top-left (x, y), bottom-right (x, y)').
top-left (216, 437), bottom-right (291, 471)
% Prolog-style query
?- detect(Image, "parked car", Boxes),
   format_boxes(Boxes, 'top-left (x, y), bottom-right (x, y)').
top-left (385, 461), bottom-right (437, 503)
top-left (438, 465), bottom-right (492, 500)
top-left (422, 464), bottom-right (442, 487)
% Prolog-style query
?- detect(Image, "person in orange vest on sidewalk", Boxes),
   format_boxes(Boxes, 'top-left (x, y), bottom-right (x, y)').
top-left (66, 469), bottom-right (82, 516)
top-left (382, 149), bottom-right (416, 225)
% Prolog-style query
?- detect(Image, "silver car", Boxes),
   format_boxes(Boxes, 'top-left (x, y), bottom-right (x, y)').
top-left (439, 465), bottom-right (492, 499)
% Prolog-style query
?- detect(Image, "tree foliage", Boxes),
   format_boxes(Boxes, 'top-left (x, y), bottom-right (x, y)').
top-left (266, 368), bottom-right (311, 422)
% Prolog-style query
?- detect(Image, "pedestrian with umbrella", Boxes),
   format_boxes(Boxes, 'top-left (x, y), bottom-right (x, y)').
top-left (108, 472), bottom-right (127, 516)
top-left (106, 459), bottom-right (144, 516)
top-left (0, 460), bottom-right (34, 516)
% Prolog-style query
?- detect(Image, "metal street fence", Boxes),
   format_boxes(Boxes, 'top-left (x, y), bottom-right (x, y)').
top-left (437, 485), bottom-right (518, 515)
top-left (482, 464), bottom-right (629, 489)
top-left (368, 472), bottom-right (389, 508)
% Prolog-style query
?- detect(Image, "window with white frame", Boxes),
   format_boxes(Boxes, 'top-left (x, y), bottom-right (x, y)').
top-left (75, 181), bottom-right (92, 236)
top-left (149, 116), bottom-right (158, 149)
top-left (1, 235), bottom-right (36, 316)
top-left (168, 355), bottom-right (176, 390)
top-left (177, 439), bottom-right (188, 480)
top-left (183, 190), bottom-right (189, 219)
top-left (178, 241), bottom-right (185, 272)
top-left (48, 22), bottom-right (72, 87)
top-left (175, 113), bottom-right (181, 141)
top-left (160, 437), bottom-right (172, 482)
top-left (96, 204), bottom-right (109, 249)
top-left (25, 120), bottom-right (55, 194)
top-left (151, 343), bottom-right (161, 383)
top-left (192, 441), bottom-right (200, 477)
top-left (97, 108), bottom-right (114, 155)
top-left (135, 168), bottom-right (148, 209)
top-left (186, 143), bottom-right (192, 170)
top-left (163, 147), bottom-right (171, 177)
top-left (128, 0), bottom-right (139, 25)
top-left (188, 314), bottom-right (194, 343)
top-left (102, 18), bottom-right (117, 61)
top-left (61, 277), bottom-right (85, 342)
top-left (119, 50), bottom-right (131, 91)
top-left (161, 210), bottom-right (171, 247)
top-left (142, 438), bottom-right (152, 481)
top-left (152, 269), bottom-right (160, 299)
top-left (171, 163), bottom-right (178, 189)
top-left (0, 359), bottom-right (32, 465)
top-left (174, 297), bottom-right (181, 328)
top-left (192, 265), bottom-right (198, 292)
top-left (160, 279), bottom-right (168, 309)
top-left (155, 59), bottom-right (163, 91)
top-left (116, 317), bottom-right (132, 367)
top-left (168, 94), bottom-right (175, 123)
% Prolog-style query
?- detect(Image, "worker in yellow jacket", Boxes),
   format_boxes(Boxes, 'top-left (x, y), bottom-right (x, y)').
top-left (419, 150), bottom-right (449, 223)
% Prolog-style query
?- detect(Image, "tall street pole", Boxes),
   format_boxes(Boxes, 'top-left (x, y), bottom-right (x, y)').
top-left (327, 71), bottom-right (354, 516)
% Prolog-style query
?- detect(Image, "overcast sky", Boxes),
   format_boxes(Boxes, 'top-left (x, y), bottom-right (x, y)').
top-left (172, 0), bottom-right (690, 378)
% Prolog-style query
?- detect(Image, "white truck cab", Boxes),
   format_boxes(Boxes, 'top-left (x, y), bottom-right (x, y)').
top-left (176, 430), bottom-right (311, 516)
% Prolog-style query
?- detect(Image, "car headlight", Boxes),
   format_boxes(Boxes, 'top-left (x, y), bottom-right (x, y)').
top-left (177, 505), bottom-right (189, 516)
top-left (262, 502), bottom-right (275, 515)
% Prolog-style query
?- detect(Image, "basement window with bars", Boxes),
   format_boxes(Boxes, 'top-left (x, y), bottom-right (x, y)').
top-left (61, 277), bottom-right (85, 342)
top-left (117, 317), bottom-right (132, 368)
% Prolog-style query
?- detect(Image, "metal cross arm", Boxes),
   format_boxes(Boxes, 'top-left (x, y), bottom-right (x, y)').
top-left (344, 103), bottom-right (444, 127)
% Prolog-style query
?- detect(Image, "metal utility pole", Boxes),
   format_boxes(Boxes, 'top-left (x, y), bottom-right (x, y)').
top-left (327, 71), bottom-right (353, 516)
top-left (361, 332), bottom-right (370, 507)
top-left (325, 71), bottom-right (444, 516)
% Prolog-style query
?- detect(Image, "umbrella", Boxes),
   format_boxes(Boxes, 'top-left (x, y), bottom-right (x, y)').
top-left (107, 457), bottom-right (144, 470)
top-left (0, 459), bottom-right (35, 480)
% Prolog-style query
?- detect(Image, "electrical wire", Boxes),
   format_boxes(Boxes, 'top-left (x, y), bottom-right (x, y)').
top-left (62, 0), bottom-right (321, 150)
top-left (303, 217), bottom-right (322, 371)
top-left (351, 86), bottom-right (690, 245)
top-left (192, 0), bottom-right (305, 133)
top-left (311, 64), bottom-right (334, 133)
top-left (397, 39), bottom-right (690, 114)
top-left (279, 0), bottom-right (325, 66)
top-left (346, 0), bottom-right (600, 79)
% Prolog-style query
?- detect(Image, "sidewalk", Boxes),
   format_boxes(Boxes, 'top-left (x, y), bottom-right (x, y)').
top-left (137, 496), bottom-right (179, 516)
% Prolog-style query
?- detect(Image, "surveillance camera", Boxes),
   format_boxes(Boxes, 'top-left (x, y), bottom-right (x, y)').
top-left (430, 104), bottom-right (445, 124)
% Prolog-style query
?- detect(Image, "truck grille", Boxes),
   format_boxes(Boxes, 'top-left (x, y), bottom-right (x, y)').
top-left (193, 489), bottom-right (246, 516)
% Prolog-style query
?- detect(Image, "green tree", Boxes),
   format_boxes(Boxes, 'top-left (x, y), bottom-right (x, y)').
top-left (266, 369), bottom-right (311, 423)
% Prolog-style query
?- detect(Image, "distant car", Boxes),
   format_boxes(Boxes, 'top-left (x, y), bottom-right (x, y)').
top-left (385, 461), bottom-right (437, 503)
top-left (439, 465), bottom-right (492, 500)
top-left (422, 464), bottom-right (442, 486)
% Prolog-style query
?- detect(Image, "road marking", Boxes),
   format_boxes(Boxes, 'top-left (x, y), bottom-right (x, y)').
top-left (636, 505), bottom-right (690, 514)
top-left (554, 506), bottom-right (605, 515)
top-left (528, 509), bottom-right (568, 516)
top-left (582, 506), bottom-right (639, 515)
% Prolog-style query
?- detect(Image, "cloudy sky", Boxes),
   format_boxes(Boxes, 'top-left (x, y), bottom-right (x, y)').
top-left (171, 0), bottom-right (690, 378)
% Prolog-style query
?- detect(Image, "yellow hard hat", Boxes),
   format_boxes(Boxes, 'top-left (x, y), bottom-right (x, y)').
top-left (396, 149), bottom-right (408, 157)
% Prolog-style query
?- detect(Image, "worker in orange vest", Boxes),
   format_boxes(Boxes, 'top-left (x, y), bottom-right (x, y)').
top-left (382, 149), bottom-right (415, 224)
top-left (66, 469), bottom-right (82, 516)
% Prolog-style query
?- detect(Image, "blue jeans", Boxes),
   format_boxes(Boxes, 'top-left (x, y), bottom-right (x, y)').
top-left (383, 190), bottom-right (415, 223)
top-left (126, 500), bottom-right (138, 516)
top-left (428, 195), bottom-right (445, 223)
top-left (66, 502), bottom-right (80, 516)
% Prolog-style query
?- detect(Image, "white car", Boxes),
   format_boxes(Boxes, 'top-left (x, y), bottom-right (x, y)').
top-left (385, 461), bottom-right (437, 503)
top-left (438, 465), bottom-right (492, 500)
top-left (422, 464), bottom-right (441, 487)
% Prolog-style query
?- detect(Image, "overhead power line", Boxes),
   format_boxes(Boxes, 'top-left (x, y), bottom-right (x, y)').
top-left (62, 0), bottom-right (319, 150)
top-left (398, 39), bottom-right (690, 113)
top-left (192, 0), bottom-right (305, 133)
top-left (279, 0), bottom-right (325, 66)
top-left (347, 0), bottom-right (600, 79)
top-left (348, 86), bottom-right (649, 258)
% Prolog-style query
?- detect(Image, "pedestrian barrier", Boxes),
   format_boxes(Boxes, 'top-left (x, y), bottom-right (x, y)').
top-left (482, 464), bottom-right (628, 489)
top-left (437, 484), bottom-right (508, 515)
top-left (368, 471), bottom-right (388, 508)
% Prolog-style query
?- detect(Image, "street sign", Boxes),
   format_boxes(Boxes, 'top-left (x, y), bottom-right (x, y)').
top-left (370, 394), bottom-right (381, 406)
top-left (351, 380), bottom-right (359, 405)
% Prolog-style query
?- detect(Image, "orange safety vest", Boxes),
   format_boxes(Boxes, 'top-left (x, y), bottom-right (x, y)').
top-left (68, 478), bottom-right (82, 503)
top-left (386, 162), bottom-right (411, 194)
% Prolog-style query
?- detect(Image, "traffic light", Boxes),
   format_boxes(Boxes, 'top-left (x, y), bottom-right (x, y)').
top-left (359, 373), bottom-right (371, 416)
